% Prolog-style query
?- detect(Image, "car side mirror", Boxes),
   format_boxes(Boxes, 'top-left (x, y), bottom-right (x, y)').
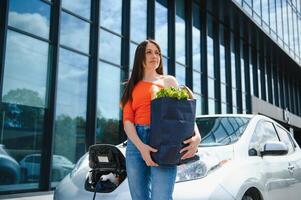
top-left (261, 141), bottom-right (288, 156)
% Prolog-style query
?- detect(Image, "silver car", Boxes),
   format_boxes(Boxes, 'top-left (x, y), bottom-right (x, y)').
top-left (54, 114), bottom-right (301, 200)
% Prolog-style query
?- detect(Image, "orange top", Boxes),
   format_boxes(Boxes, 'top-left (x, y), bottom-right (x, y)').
top-left (123, 81), bottom-right (164, 125)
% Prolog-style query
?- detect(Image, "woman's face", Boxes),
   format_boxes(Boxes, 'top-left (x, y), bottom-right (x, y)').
top-left (143, 42), bottom-right (161, 71)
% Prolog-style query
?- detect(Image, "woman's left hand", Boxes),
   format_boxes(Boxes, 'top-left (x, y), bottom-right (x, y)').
top-left (180, 134), bottom-right (201, 160)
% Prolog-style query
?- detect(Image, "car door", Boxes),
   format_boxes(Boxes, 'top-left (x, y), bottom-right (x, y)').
top-left (275, 125), bottom-right (301, 200)
top-left (249, 120), bottom-right (292, 200)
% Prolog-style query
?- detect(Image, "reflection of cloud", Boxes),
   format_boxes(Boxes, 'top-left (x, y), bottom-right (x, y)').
top-left (97, 62), bottom-right (121, 120)
top-left (100, 0), bottom-right (122, 33)
top-left (60, 12), bottom-right (90, 53)
top-left (99, 29), bottom-right (121, 65)
top-left (155, 1), bottom-right (168, 55)
top-left (131, 0), bottom-right (147, 42)
top-left (3, 30), bottom-right (48, 107)
top-left (193, 27), bottom-right (201, 70)
top-left (175, 20), bottom-right (186, 64)
top-left (55, 48), bottom-right (88, 118)
top-left (8, 12), bottom-right (49, 38)
top-left (61, 0), bottom-right (90, 19)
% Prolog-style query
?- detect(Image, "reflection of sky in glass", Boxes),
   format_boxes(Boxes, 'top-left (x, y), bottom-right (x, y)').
top-left (193, 71), bottom-right (201, 94)
top-left (56, 48), bottom-right (88, 118)
top-left (175, 0), bottom-right (186, 64)
top-left (232, 88), bottom-right (237, 106)
top-left (287, 7), bottom-right (294, 51)
top-left (175, 18), bottom-right (186, 64)
top-left (131, 0), bottom-right (147, 43)
top-left (233, 106), bottom-right (237, 114)
top-left (195, 94), bottom-right (202, 116)
top-left (258, 67), bottom-right (261, 99)
top-left (221, 83), bottom-right (226, 103)
top-left (3, 30), bottom-right (48, 108)
top-left (253, 0), bottom-right (261, 15)
top-left (250, 63), bottom-right (254, 95)
top-left (192, 3), bottom-right (201, 71)
top-left (242, 94), bottom-right (246, 113)
top-left (282, 1), bottom-right (289, 46)
top-left (293, 13), bottom-right (299, 57)
top-left (208, 78), bottom-right (214, 99)
top-left (163, 57), bottom-right (168, 74)
top-left (231, 51), bottom-right (236, 88)
top-left (220, 45), bottom-right (225, 83)
top-left (241, 57), bottom-right (245, 93)
top-left (97, 62), bottom-right (121, 120)
top-left (265, 65), bottom-right (268, 100)
top-left (100, 0), bottom-right (122, 34)
top-left (192, 27), bottom-right (201, 71)
top-left (60, 12), bottom-right (90, 53)
top-left (269, 0), bottom-right (276, 32)
top-left (261, 0), bottom-right (269, 27)
top-left (276, 0), bottom-right (283, 40)
top-left (176, 64), bottom-right (185, 85)
top-left (130, 43), bottom-right (138, 71)
top-left (99, 29), bottom-right (121, 65)
top-left (155, 0), bottom-right (168, 56)
top-left (207, 36), bottom-right (214, 78)
top-left (62, 0), bottom-right (91, 19)
top-left (8, 0), bottom-right (50, 39)
top-left (208, 99), bottom-right (215, 114)
top-left (221, 103), bottom-right (226, 114)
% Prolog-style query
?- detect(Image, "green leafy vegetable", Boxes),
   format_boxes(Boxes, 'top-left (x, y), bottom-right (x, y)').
top-left (156, 87), bottom-right (189, 100)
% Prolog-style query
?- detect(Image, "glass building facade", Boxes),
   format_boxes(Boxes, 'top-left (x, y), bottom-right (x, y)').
top-left (0, 0), bottom-right (300, 195)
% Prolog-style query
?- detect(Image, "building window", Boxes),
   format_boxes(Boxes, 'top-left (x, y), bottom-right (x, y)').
top-left (0, 30), bottom-right (49, 191)
top-left (155, 0), bottom-right (168, 56)
top-left (97, 62), bottom-right (122, 144)
top-left (62, 0), bottom-right (91, 19)
top-left (100, 0), bottom-right (122, 34)
top-left (52, 48), bottom-right (88, 183)
top-left (2, 31), bottom-right (49, 108)
top-left (60, 11), bottom-right (90, 53)
top-left (8, 0), bottom-right (50, 39)
top-left (130, 0), bottom-right (147, 43)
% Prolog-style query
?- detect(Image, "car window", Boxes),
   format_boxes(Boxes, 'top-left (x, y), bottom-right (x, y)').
top-left (196, 117), bottom-right (250, 146)
top-left (275, 126), bottom-right (294, 154)
top-left (26, 155), bottom-right (41, 163)
top-left (249, 120), bottom-right (279, 152)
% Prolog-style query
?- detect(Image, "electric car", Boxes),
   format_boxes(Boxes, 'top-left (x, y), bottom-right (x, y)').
top-left (54, 114), bottom-right (301, 200)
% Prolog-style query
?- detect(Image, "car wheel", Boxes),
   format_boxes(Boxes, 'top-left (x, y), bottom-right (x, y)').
top-left (0, 169), bottom-right (17, 185)
top-left (242, 195), bottom-right (254, 200)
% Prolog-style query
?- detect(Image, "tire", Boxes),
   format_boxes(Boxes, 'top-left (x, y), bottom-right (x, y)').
top-left (242, 195), bottom-right (254, 200)
top-left (0, 168), bottom-right (17, 185)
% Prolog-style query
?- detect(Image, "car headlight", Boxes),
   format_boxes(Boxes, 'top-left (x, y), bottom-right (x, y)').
top-left (69, 153), bottom-right (89, 178)
top-left (176, 156), bottom-right (229, 183)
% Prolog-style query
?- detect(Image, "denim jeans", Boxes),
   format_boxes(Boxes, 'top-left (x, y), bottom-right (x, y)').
top-left (126, 125), bottom-right (177, 200)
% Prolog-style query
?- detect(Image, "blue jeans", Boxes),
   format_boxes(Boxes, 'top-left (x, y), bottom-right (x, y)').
top-left (126, 125), bottom-right (177, 200)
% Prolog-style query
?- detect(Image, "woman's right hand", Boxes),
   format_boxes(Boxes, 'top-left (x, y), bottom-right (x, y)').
top-left (138, 143), bottom-right (159, 167)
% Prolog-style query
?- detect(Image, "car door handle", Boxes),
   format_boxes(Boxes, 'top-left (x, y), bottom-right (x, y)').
top-left (288, 165), bottom-right (295, 171)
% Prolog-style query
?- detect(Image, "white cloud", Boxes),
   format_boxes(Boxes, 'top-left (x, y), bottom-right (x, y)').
top-left (60, 12), bottom-right (90, 53)
top-left (3, 30), bottom-right (49, 107)
top-left (8, 11), bottom-right (49, 38)
top-left (61, 0), bottom-right (90, 19)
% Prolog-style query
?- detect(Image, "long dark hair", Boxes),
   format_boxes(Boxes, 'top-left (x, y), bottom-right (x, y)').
top-left (120, 39), bottom-right (163, 108)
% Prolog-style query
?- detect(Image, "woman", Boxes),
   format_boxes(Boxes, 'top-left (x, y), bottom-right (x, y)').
top-left (120, 39), bottom-right (201, 200)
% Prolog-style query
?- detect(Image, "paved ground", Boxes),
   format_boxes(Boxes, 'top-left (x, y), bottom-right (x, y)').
top-left (0, 191), bottom-right (53, 200)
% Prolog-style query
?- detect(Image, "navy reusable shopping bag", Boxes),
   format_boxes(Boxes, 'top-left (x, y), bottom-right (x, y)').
top-left (149, 97), bottom-right (196, 165)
